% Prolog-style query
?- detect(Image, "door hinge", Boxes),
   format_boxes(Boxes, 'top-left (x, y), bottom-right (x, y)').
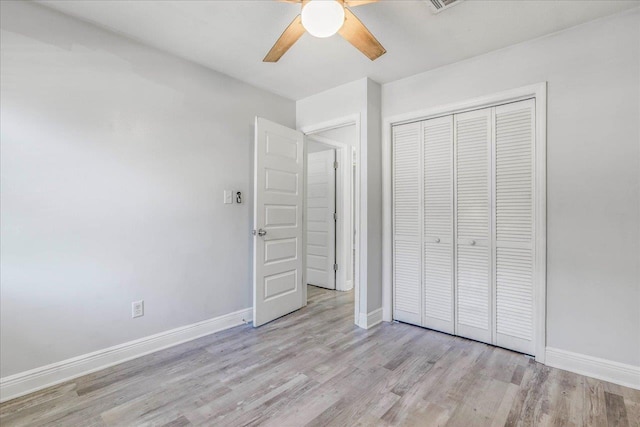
top-left (333, 161), bottom-right (338, 170)
top-left (333, 212), bottom-right (337, 221)
top-left (333, 263), bottom-right (338, 271)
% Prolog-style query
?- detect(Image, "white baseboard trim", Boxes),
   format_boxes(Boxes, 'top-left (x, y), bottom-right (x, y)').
top-left (357, 308), bottom-right (383, 329)
top-left (0, 307), bottom-right (252, 403)
top-left (336, 280), bottom-right (353, 292)
top-left (545, 347), bottom-right (640, 390)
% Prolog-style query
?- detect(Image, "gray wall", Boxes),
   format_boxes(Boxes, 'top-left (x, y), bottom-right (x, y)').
top-left (383, 8), bottom-right (640, 366)
top-left (0, 1), bottom-right (295, 377)
top-left (365, 79), bottom-right (383, 313)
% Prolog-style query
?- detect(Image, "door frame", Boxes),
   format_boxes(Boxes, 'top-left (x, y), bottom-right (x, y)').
top-left (382, 83), bottom-right (547, 362)
top-left (301, 114), bottom-right (361, 327)
top-left (306, 134), bottom-right (354, 293)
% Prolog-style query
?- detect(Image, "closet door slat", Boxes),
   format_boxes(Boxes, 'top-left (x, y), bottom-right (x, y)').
top-left (423, 116), bottom-right (454, 333)
top-left (454, 109), bottom-right (492, 344)
top-left (494, 99), bottom-right (536, 355)
top-left (392, 122), bottom-right (422, 326)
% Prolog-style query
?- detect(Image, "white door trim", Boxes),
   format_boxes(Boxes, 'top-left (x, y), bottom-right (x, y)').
top-left (382, 83), bottom-right (547, 362)
top-left (300, 114), bottom-right (362, 327)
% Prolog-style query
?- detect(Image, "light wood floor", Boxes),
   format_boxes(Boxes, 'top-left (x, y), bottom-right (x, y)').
top-left (1, 286), bottom-right (638, 426)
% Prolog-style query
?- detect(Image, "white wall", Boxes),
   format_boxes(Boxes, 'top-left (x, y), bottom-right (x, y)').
top-left (0, 1), bottom-right (295, 377)
top-left (306, 140), bottom-right (334, 154)
top-left (383, 9), bottom-right (640, 367)
top-left (297, 78), bottom-right (383, 319)
top-left (313, 125), bottom-right (357, 148)
top-left (297, 79), bottom-right (367, 131)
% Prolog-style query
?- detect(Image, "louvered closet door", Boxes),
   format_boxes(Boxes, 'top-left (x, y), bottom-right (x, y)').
top-left (494, 99), bottom-right (536, 355)
top-left (422, 116), bottom-right (454, 334)
top-left (454, 108), bottom-right (492, 344)
top-left (392, 122), bottom-right (422, 326)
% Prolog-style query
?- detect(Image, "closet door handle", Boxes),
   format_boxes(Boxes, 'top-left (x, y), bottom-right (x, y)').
top-left (469, 240), bottom-right (476, 246)
top-left (434, 237), bottom-right (440, 243)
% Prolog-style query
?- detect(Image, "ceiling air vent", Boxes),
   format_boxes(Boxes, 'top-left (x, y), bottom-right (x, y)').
top-left (427, 0), bottom-right (464, 14)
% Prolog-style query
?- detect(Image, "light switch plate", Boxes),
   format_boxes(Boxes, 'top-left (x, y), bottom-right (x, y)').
top-left (223, 190), bottom-right (232, 204)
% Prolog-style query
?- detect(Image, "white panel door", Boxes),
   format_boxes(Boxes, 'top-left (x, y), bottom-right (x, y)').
top-left (392, 122), bottom-right (422, 326)
top-left (422, 116), bottom-right (455, 334)
top-left (306, 149), bottom-right (336, 290)
top-left (454, 108), bottom-right (492, 344)
top-left (253, 117), bottom-right (304, 327)
top-left (494, 99), bottom-right (536, 355)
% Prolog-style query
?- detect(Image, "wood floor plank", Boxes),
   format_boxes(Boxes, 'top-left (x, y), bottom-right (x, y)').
top-left (605, 391), bottom-right (630, 427)
top-left (583, 377), bottom-right (608, 427)
top-left (624, 399), bottom-right (640, 427)
top-left (504, 361), bottom-right (551, 426)
top-left (2, 286), bottom-right (638, 427)
top-left (491, 382), bottom-right (520, 427)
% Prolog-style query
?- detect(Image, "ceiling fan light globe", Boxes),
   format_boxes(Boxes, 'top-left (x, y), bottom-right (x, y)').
top-left (301, 0), bottom-right (345, 38)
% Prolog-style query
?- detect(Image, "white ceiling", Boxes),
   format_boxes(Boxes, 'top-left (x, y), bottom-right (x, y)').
top-left (38, 0), bottom-right (639, 100)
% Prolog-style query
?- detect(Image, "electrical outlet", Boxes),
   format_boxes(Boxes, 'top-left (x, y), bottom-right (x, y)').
top-left (132, 300), bottom-right (144, 318)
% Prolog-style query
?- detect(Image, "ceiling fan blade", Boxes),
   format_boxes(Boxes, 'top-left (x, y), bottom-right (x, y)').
top-left (263, 15), bottom-right (306, 62)
top-left (338, 8), bottom-right (386, 61)
top-left (345, 0), bottom-right (378, 6)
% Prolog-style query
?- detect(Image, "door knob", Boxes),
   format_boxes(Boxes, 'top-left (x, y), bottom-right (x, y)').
top-left (434, 238), bottom-right (440, 243)
top-left (252, 229), bottom-right (267, 237)
top-left (469, 240), bottom-right (476, 246)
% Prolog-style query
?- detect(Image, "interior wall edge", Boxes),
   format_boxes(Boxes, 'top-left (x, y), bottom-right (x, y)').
top-left (357, 307), bottom-right (383, 329)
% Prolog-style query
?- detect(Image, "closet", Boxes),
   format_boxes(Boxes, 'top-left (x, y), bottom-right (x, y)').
top-left (392, 98), bottom-right (537, 356)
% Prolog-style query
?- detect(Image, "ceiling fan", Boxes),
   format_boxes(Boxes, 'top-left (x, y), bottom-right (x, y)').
top-left (264, 0), bottom-right (386, 62)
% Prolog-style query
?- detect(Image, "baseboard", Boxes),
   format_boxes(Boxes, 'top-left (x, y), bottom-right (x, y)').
top-left (357, 308), bottom-right (383, 329)
top-left (336, 280), bottom-right (353, 292)
top-left (0, 307), bottom-right (252, 403)
top-left (545, 347), bottom-right (640, 390)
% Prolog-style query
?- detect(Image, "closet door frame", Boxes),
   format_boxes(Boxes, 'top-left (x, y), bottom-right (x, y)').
top-left (383, 82), bottom-right (547, 363)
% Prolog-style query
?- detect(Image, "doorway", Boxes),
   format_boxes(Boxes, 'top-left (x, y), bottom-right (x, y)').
top-left (253, 117), bottom-right (360, 327)
top-left (304, 124), bottom-right (356, 297)
top-left (305, 140), bottom-right (337, 290)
